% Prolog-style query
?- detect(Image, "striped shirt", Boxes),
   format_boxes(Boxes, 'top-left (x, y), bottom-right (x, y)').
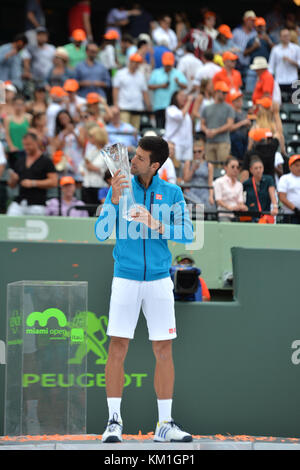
top-left (232, 26), bottom-right (257, 66)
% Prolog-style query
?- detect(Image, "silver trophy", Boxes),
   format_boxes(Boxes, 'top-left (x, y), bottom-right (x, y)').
top-left (100, 143), bottom-right (138, 221)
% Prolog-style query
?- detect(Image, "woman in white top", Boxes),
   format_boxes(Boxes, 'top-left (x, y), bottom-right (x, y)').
top-left (164, 90), bottom-right (194, 162)
top-left (79, 125), bottom-right (108, 214)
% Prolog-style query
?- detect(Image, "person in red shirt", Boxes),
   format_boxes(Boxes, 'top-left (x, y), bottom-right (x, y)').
top-left (212, 51), bottom-right (243, 103)
top-left (181, 23), bottom-right (213, 61)
top-left (68, 0), bottom-right (93, 41)
top-left (250, 56), bottom-right (275, 104)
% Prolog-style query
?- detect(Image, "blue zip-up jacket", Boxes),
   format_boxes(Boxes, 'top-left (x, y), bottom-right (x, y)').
top-left (95, 174), bottom-right (194, 281)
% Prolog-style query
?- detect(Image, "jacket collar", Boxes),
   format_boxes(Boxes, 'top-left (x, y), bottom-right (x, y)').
top-left (133, 173), bottom-right (160, 191)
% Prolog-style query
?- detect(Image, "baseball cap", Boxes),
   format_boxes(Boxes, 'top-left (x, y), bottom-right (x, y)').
top-left (86, 92), bottom-right (101, 104)
top-left (218, 24), bottom-right (233, 39)
top-left (129, 53), bottom-right (143, 63)
top-left (250, 56), bottom-right (269, 70)
top-left (36, 26), bottom-right (48, 34)
top-left (162, 51), bottom-right (175, 66)
top-left (50, 86), bottom-right (67, 98)
top-left (255, 17), bottom-right (266, 27)
top-left (4, 81), bottom-right (17, 93)
top-left (60, 176), bottom-right (75, 186)
top-left (257, 97), bottom-right (273, 108)
top-left (230, 91), bottom-right (243, 102)
top-left (63, 79), bottom-right (79, 92)
top-left (55, 47), bottom-right (69, 61)
top-left (214, 81), bottom-right (230, 93)
top-left (52, 150), bottom-right (64, 165)
top-left (72, 29), bottom-right (87, 41)
top-left (222, 51), bottom-right (238, 62)
top-left (289, 154), bottom-right (300, 167)
top-left (104, 29), bottom-right (120, 40)
top-left (249, 128), bottom-right (272, 141)
top-left (243, 10), bottom-right (256, 20)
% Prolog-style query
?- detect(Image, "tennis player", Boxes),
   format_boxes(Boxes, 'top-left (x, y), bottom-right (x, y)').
top-left (95, 136), bottom-right (194, 443)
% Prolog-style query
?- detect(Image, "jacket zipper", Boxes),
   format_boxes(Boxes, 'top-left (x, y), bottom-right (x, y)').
top-left (143, 190), bottom-right (147, 280)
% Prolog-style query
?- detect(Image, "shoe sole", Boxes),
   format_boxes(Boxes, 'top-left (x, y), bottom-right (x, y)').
top-left (102, 436), bottom-right (122, 443)
top-left (154, 436), bottom-right (193, 443)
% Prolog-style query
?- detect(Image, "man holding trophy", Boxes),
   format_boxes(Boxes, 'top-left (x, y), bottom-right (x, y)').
top-left (95, 136), bottom-right (194, 443)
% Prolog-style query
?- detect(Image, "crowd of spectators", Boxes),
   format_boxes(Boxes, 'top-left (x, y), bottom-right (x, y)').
top-left (0, 1), bottom-right (300, 224)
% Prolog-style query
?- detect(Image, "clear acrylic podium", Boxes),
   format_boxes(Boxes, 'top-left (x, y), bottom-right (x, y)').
top-left (5, 281), bottom-right (88, 436)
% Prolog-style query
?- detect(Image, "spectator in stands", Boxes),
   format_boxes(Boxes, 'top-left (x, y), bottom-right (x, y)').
top-left (47, 47), bottom-right (72, 88)
top-left (98, 170), bottom-right (112, 204)
top-left (148, 51), bottom-right (188, 129)
top-left (68, 0), bottom-right (93, 42)
top-left (105, 5), bottom-right (141, 38)
top-left (268, 28), bottom-right (300, 97)
top-left (6, 132), bottom-right (57, 215)
top-left (52, 109), bottom-right (84, 180)
top-left (26, 27), bottom-right (56, 84)
top-left (232, 10), bottom-right (257, 82)
top-left (213, 156), bottom-right (248, 221)
top-left (192, 51), bottom-right (221, 89)
top-left (112, 53), bottom-right (152, 131)
top-left (106, 106), bottom-right (138, 151)
top-left (203, 11), bottom-right (218, 40)
top-left (250, 56), bottom-right (281, 106)
top-left (201, 81), bottom-right (235, 165)
top-left (244, 17), bottom-right (274, 93)
top-left (176, 43), bottom-right (203, 93)
top-left (64, 29), bottom-right (87, 69)
top-left (152, 14), bottom-right (178, 51)
top-left (63, 79), bottom-right (86, 122)
top-left (213, 25), bottom-right (236, 55)
top-left (243, 156), bottom-right (278, 220)
top-left (229, 91), bottom-right (251, 162)
top-left (183, 137), bottom-right (215, 209)
top-left (127, 3), bottom-right (155, 38)
top-left (116, 34), bottom-right (137, 68)
top-left (79, 125), bottom-right (108, 212)
top-left (46, 86), bottom-right (67, 139)
top-left (46, 175), bottom-right (88, 217)
top-left (98, 30), bottom-right (119, 76)
top-left (26, 84), bottom-right (47, 115)
top-left (86, 92), bottom-right (112, 126)
top-left (192, 78), bottom-right (214, 133)
top-left (170, 254), bottom-right (211, 302)
top-left (28, 111), bottom-right (49, 152)
top-left (174, 12), bottom-right (190, 46)
top-left (75, 42), bottom-right (111, 99)
top-left (0, 82), bottom-right (17, 119)
top-left (278, 154), bottom-right (300, 224)
top-left (212, 51), bottom-right (243, 103)
top-left (164, 90), bottom-right (193, 162)
top-left (0, 34), bottom-right (28, 91)
top-left (181, 20), bottom-right (212, 61)
top-left (251, 96), bottom-right (285, 154)
top-left (241, 128), bottom-right (280, 182)
top-left (4, 94), bottom-right (32, 170)
top-left (25, 0), bottom-right (46, 46)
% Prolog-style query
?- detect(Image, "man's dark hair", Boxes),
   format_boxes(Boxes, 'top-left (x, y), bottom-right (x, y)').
top-left (250, 155), bottom-right (264, 167)
top-left (204, 50), bottom-right (214, 62)
top-left (122, 34), bottom-right (134, 44)
top-left (23, 132), bottom-right (39, 141)
top-left (138, 136), bottom-right (169, 172)
top-left (13, 33), bottom-right (28, 45)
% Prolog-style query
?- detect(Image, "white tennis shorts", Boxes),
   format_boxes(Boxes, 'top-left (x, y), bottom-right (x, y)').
top-left (107, 276), bottom-right (177, 341)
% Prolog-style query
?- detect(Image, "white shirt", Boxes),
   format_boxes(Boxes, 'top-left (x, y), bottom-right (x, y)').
top-left (0, 141), bottom-right (6, 166)
top-left (152, 26), bottom-right (178, 51)
top-left (274, 151), bottom-right (284, 188)
top-left (67, 95), bottom-right (86, 120)
top-left (277, 172), bottom-right (300, 213)
top-left (79, 143), bottom-right (108, 188)
top-left (98, 44), bottom-right (117, 70)
top-left (164, 105), bottom-right (193, 161)
top-left (204, 26), bottom-right (218, 40)
top-left (46, 102), bottom-right (65, 138)
top-left (176, 53), bottom-right (203, 92)
top-left (158, 157), bottom-right (177, 184)
top-left (268, 42), bottom-right (300, 84)
top-left (113, 67), bottom-right (148, 111)
top-left (193, 62), bottom-right (221, 87)
top-left (213, 174), bottom-right (244, 215)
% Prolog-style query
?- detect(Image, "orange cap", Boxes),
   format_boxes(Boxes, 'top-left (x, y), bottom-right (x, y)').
top-left (50, 86), bottom-right (67, 98)
top-left (129, 52), bottom-right (143, 63)
top-left (104, 29), bottom-right (120, 40)
top-left (249, 128), bottom-right (272, 141)
top-left (255, 17), bottom-right (266, 27)
top-left (218, 24), bottom-right (233, 39)
top-left (222, 51), bottom-right (238, 62)
top-left (72, 29), bottom-right (87, 41)
top-left (214, 81), bottom-right (230, 92)
top-left (63, 79), bottom-right (79, 92)
top-left (86, 92), bottom-right (101, 104)
top-left (230, 91), bottom-right (243, 102)
top-left (289, 154), bottom-right (300, 167)
top-left (256, 97), bottom-right (272, 108)
top-left (52, 150), bottom-right (64, 165)
top-left (162, 51), bottom-right (175, 66)
top-left (60, 176), bottom-right (76, 186)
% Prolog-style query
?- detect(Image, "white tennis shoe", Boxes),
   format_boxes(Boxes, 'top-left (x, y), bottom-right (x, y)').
top-left (154, 420), bottom-right (193, 442)
top-left (102, 413), bottom-right (123, 443)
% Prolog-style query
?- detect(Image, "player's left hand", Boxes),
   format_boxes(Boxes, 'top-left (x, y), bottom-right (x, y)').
top-left (130, 205), bottom-right (159, 230)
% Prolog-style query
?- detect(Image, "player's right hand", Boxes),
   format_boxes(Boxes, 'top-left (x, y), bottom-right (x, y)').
top-left (111, 169), bottom-right (129, 205)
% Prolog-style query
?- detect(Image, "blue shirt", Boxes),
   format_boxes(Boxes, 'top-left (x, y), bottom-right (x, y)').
top-left (148, 67), bottom-right (188, 112)
top-left (145, 45), bottom-right (171, 69)
top-left (95, 173), bottom-right (194, 281)
top-left (0, 43), bottom-right (23, 90)
top-left (246, 36), bottom-right (271, 62)
top-left (75, 60), bottom-right (111, 98)
top-left (106, 122), bottom-right (138, 148)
